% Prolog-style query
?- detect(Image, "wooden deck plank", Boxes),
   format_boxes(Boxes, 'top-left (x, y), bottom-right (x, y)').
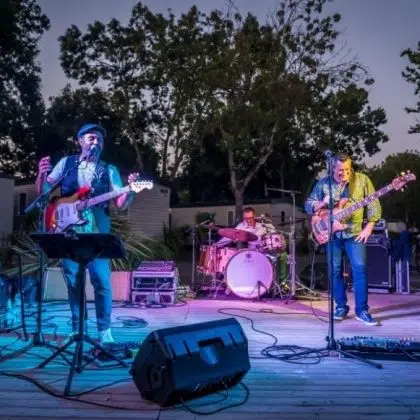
top-left (1, 293), bottom-right (420, 419)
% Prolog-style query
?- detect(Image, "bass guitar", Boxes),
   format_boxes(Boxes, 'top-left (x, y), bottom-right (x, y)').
top-left (44, 180), bottom-right (153, 233)
top-left (311, 172), bottom-right (416, 245)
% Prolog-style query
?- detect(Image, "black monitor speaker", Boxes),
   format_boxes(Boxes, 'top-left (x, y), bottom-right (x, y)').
top-left (130, 317), bottom-right (250, 407)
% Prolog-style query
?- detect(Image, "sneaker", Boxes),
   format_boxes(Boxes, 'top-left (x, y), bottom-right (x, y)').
top-left (99, 328), bottom-right (114, 344)
top-left (334, 307), bottom-right (349, 321)
top-left (356, 311), bottom-right (378, 326)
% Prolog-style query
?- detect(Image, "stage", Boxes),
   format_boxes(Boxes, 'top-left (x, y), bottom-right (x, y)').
top-left (0, 291), bottom-right (420, 419)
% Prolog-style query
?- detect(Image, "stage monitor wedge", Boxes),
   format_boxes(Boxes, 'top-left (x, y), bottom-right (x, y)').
top-left (130, 317), bottom-right (250, 407)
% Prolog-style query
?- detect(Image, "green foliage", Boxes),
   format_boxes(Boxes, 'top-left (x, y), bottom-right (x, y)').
top-left (367, 150), bottom-right (420, 226)
top-left (3, 215), bottom-right (175, 276)
top-left (401, 42), bottom-right (420, 133)
top-left (43, 85), bottom-right (160, 175)
top-left (3, 231), bottom-right (56, 278)
top-left (0, 0), bottom-right (50, 177)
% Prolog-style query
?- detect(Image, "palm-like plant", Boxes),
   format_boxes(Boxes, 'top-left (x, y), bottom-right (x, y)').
top-left (4, 215), bottom-right (174, 276)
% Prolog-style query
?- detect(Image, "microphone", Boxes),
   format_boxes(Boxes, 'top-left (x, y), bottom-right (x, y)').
top-left (324, 149), bottom-right (333, 158)
top-left (89, 145), bottom-right (99, 156)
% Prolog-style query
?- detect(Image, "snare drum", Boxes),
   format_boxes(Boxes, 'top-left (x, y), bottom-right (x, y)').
top-left (262, 232), bottom-right (286, 252)
top-left (225, 249), bottom-right (274, 299)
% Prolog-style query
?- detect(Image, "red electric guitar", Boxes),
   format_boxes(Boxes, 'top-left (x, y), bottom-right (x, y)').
top-left (44, 180), bottom-right (153, 233)
top-left (311, 172), bottom-right (416, 245)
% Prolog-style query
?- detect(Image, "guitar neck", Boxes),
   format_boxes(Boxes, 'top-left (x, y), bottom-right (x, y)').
top-left (82, 186), bottom-right (131, 209)
top-left (333, 183), bottom-right (393, 221)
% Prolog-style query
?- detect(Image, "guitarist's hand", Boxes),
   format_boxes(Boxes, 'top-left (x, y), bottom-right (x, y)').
top-left (355, 224), bottom-right (373, 243)
top-left (128, 172), bottom-right (140, 184)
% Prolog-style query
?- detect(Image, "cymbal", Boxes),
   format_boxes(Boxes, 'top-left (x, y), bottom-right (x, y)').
top-left (218, 228), bottom-right (258, 242)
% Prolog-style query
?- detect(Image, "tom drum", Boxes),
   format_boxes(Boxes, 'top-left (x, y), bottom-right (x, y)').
top-left (262, 232), bottom-right (286, 252)
top-left (197, 245), bottom-right (217, 274)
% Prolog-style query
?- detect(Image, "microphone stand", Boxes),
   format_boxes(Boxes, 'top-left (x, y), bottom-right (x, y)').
top-left (4, 155), bottom-right (90, 358)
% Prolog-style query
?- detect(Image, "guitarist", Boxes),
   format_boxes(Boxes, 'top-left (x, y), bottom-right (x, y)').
top-left (304, 153), bottom-right (382, 326)
top-left (36, 123), bottom-right (140, 344)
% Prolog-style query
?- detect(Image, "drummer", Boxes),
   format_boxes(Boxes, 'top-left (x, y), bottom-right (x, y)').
top-left (217, 207), bottom-right (267, 249)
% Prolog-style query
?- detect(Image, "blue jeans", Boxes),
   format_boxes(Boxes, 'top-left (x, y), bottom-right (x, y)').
top-left (61, 258), bottom-right (112, 332)
top-left (327, 236), bottom-right (369, 315)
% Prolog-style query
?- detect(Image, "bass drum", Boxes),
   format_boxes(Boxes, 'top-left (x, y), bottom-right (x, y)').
top-left (225, 250), bottom-right (273, 299)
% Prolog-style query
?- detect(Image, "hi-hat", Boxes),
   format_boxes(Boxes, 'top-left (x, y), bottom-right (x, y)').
top-left (218, 228), bottom-right (258, 242)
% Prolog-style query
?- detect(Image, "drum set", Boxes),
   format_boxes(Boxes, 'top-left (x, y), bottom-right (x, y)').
top-left (196, 217), bottom-right (289, 299)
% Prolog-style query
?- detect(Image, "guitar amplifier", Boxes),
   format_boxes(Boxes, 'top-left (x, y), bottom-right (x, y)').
top-left (365, 241), bottom-right (393, 291)
top-left (131, 261), bottom-right (179, 305)
top-left (344, 235), bottom-right (393, 292)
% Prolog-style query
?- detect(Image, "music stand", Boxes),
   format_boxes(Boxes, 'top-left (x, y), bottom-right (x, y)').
top-left (31, 232), bottom-right (129, 396)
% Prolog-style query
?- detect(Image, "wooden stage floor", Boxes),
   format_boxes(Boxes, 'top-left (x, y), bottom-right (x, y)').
top-left (1, 291), bottom-right (420, 420)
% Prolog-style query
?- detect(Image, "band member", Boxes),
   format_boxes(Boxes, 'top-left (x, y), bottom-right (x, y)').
top-left (36, 123), bottom-right (139, 344)
top-left (217, 207), bottom-right (267, 249)
top-left (304, 152), bottom-right (381, 326)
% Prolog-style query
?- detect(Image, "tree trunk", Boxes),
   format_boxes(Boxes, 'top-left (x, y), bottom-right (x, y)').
top-left (234, 188), bottom-right (244, 223)
top-left (132, 140), bottom-right (144, 171)
top-left (279, 159), bottom-right (285, 197)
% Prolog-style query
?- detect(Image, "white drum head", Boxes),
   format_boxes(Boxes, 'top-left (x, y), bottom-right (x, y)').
top-left (225, 250), bottom-right (273, 299)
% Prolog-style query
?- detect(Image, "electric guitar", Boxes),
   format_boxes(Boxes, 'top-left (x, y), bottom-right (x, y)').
top-left (311, 172), bottom-right (416, 245)
top-left (44, 180), bottom-right (154, 233)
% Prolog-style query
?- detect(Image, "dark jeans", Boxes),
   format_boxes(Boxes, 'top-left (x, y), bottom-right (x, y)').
top-left (327, 236), bottom-right (369, 315)
top-left (61, 258), bottom-right (112, 332)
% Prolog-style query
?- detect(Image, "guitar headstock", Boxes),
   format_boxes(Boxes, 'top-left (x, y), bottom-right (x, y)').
top-left (129, 180), bottom-right (154, 193)
top-left (391, 170), bottom-right (416, 191)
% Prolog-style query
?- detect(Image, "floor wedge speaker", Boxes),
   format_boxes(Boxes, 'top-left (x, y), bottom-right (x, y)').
top-left (130, 317), bottom-right (250, 407)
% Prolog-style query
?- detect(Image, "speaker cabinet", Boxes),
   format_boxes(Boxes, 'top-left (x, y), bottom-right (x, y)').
top-left (130, 317), bottom-right (250, 407)
top-left (365, 243), bottom-right (393, 290)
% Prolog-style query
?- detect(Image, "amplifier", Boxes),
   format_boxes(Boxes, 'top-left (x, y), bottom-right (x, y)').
top-left (363, 219), bottom-right (387, 232)
top-left (343, 240), bottom-right (393, 292)
top-left (131, 261), bottom-right (179, 305)
top-left (366, 242), bottom-right (393, 290)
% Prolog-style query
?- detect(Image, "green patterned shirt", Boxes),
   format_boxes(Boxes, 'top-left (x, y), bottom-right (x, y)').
top-left (305, 171), bottom-right (382, 237)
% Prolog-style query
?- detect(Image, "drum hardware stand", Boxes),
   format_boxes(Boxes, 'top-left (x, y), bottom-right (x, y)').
top-left (188, 217), bottom-right (214, 292)
top-left (251, 280), bottom-right (268, 301)
top-left (267, 187), bottom-right (301, 299)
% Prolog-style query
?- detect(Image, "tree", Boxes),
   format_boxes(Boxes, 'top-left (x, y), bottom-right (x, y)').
top-left (44, 85), bottom-right (159, 174)
top-left (0, 0), bottom-right (50, 176)
top-left (401, 42), bottom-right (420, 133)
top-left (367, 151), bottom-right (420, 226)
top-left (200, 0), bottom-right (387, 219)
top-left (58, 3), bottom-right (213, 180)
top-left (300, 84), bottom-right (389, 166)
